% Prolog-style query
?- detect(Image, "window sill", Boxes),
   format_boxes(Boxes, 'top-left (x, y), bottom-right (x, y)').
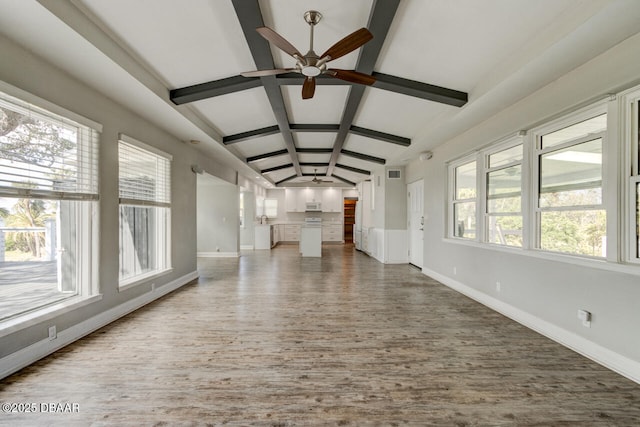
top-left (442, 237), bottom-right (640, 276)
top-left (0, 294), bottom-right (103, 339)
top-left (118, 268), bottom-right (174, 292)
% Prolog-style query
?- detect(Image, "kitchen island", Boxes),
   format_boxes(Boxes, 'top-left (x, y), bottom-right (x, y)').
top-left (299, 226), bottom-right (321, 257)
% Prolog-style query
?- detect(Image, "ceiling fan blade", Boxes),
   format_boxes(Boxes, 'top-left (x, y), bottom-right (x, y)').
top-left (327, 69), bottom-right (376, 86)
top-left (241, 68), bottom-right (295, 77)
top-left (320, 28), bottom-right (373, 61)
top-left (302, 77), bottom-right (316, 99)
top-left (256, 27), bottom-right (302, 58)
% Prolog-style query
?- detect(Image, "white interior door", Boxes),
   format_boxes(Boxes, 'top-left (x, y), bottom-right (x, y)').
top-left (407, 179), bottom-right (424, 268)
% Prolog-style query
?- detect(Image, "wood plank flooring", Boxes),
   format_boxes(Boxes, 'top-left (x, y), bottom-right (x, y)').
top-left (1, 244), bottom-right (639, 426)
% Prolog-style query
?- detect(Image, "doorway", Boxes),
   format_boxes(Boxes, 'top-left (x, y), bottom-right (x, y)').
top-left (343, 198), bottom-right (357, 243)
top-left (407, 180), bottom-right (424, 268)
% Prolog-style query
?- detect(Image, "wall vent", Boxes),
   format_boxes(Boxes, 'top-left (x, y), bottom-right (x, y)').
top-left (387, 169), bottom-right (401, 179)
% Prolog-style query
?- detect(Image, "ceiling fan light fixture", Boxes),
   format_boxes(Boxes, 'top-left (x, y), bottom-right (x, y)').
top-left (301, 66), bottom-right (321, 77)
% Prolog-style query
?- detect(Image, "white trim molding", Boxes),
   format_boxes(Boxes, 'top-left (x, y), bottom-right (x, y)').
top-left (0, 270), bottom-right (198, 380)
top-left (197, 252), bottom-right (240, 258)
top-left (423, 267), bottom-right (640, 385)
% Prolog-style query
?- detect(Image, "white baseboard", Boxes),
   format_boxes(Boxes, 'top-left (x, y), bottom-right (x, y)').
top-left (0, 270), bottom-right (198, 380)
top-left (197, 252), bottom-right (239, 257)
top-left (240, 245), bottom-right (254, 250)
top-left (423, 267), bottom-right (640, 385)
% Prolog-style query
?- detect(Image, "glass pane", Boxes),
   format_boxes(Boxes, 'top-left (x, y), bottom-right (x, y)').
top-left (454, 201), bottom-right (476, 239)
top-left (487, 215), bottom-right (523, 247)
top-left (540, 209), bottom-right (606, 257)
top-left (119, 205), bottom-right (168, 281)
top-left (0, 197), bottom-right (80, 320)
top-left (265, 199), bottom-right (278, 217)
top-left (540, 138), bottom-right (602, 208)
top-left (0, 97), bottom-right (99, 197)
top-left (541, 113), bottom-right (606, 149)
top-left (455, 161), bottom-right (476, 200)
top-left (487, 165), bottom-right (521, 213)
top-left (489, 145), bottom-right (522, 168)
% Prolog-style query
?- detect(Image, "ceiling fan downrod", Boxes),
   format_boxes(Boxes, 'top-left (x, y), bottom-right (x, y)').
top-left (301, 11), bottom-right (324, 77)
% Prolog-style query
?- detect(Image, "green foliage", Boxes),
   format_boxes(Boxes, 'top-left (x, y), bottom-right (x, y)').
top-left (4, 198), bottom-right (53, 258)
top-left (0, 106), bottom-right (75, 167)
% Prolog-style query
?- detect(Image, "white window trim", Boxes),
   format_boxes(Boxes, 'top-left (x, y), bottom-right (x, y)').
top-left (483, 136), bottom-right (524, 247)
top-left (447, 154), bottom-right (478, 240)
top-left (530, 102), bottom-right (608, 258)
top-left (445, 96), bottom-right (635, 268)
top-left (0, 84), bottom-right (101, 326)
top-left (620, 85), bottom-right (640, 264)
top-left (117, 137), bottom-right (172, 287)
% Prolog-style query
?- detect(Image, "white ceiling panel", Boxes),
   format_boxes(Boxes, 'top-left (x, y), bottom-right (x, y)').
top-left (232, 134), bottom-right (287, 159)
top-left (191, 87), bottom-right (275, 136)
top-left (295, 133), bottom-right (336, 149)
top-left (251, 156), bottom-right (291, 170)
top-left (282, 86), bottom-right (350, 123)
top-left (298, 153), bottom-right (331, 164)
top-left (268, 168), bottom-right (297, 183)
top-left (332, 169), bottom-right (366, 185)
top-left (79, 0), bottom-right (256, 88)
top-left (251, 155), bottom-right (292, 171)
top-left (301, 166), bottom-right (328, 175)
top-left (354, 87), bottom-right (456, 139)
top-left (336, 155), bottom-right (374, 173)
top-left (258, 0), bottom-right (373, 70)
top-left (376, 0), bottom-right (587, 91)
top-left (343, 134), bottom-right (404, 160)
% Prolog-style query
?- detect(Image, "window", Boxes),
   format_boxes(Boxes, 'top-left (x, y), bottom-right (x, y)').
top-left (0, 89), bottom-right (99, 321)
top-left (264, 198), bottom-right (278, 218)
top-left (450, 159), bottom-right (477, 239)
top-left (622, 86), bottom-right (640, 262)
top-left (535, 112), bottom-right (606, 257)
top-left (239, 192), bottom-right (245, 228)
top-left (118, 135), bottom-right (171, 285)
top-left (486, 143), bottom-right (523, 246)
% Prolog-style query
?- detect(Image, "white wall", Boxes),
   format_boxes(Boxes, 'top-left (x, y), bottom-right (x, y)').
top-left (412, 31), bottom-right (640, 382)
top-left (197, 175), bottom-right (240, 256)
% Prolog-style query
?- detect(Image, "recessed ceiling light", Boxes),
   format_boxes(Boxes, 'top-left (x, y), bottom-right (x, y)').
top-left (189, 139), bottom-right (200, 144)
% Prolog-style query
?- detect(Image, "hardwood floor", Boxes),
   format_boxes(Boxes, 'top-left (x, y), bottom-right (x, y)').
top-left (1, 244), bottom-right (639, 426)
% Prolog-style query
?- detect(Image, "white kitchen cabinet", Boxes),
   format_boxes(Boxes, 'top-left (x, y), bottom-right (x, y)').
top-left (283, 224), bottom-right (301, 241)
top-left (322, 224), bottom-right (342, 242)
top-left (254, 225), bottom-right (271, 250)
top-left (321, 188), bottom-right (342, 212)
top-left (286, 188), bottom-right (342, 212)
top-left (285, 189), bottom-right (302, 212)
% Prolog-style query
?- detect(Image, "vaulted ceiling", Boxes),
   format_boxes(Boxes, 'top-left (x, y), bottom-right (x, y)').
top-left (1, 0), bottom-right (639, 188)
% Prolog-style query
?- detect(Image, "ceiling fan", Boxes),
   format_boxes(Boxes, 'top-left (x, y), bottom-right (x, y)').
top-left (241, 10), bottom-right (376, 99)
top-left (304, 169), bottom-right (333, 184)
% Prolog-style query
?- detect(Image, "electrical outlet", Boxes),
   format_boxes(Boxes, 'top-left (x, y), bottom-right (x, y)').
top-left (577, 309), bottom-right (591, 328)
top-left (496, 281), bottom-right (501, 292)
top-left (48, 325), bottom-right (57, 341)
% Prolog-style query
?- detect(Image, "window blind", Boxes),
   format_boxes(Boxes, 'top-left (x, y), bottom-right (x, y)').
top-left (118, 136), bottom-right (171, 207)
top-left (0, 92), bottom-right (99, 200)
